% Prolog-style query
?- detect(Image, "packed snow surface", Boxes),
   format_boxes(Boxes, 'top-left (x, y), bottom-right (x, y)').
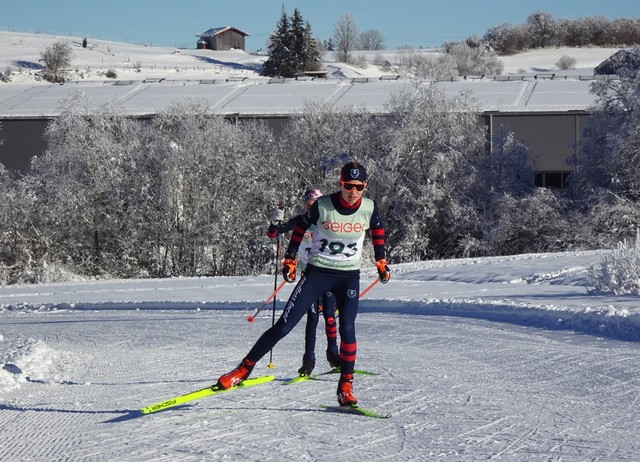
top-left (2, 250), bottom-right (640, 461)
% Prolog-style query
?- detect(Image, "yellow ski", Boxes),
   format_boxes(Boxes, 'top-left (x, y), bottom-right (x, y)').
top-left (140, 375), bottom-right (275, 414)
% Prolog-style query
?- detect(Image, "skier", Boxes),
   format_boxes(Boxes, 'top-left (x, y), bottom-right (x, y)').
top-left (266, 187), bottom-right (340, 376)
top-left (216, 161), bottom-right (390, 406)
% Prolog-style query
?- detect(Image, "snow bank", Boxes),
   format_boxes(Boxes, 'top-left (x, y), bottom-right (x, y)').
top-left (0, 337), bottom-right (72, 393)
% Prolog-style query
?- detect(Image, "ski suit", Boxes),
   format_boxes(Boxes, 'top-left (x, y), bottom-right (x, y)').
top-left (268, 216), bottom-right (338, 361)
top-left (248, 192), bottom-right (386, 375)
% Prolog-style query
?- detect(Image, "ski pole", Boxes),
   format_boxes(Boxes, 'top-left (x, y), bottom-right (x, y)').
top-left (246, 279), bottom-right (287, 323)
top-left (359, 277), bottom-right (380, 299)
top-left (267, 230), bottom-right (282, 369)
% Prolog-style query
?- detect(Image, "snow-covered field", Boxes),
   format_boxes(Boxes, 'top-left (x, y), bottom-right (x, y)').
top-left (2, 250), bottom-right (640, 461)
top-left (0, 30), bottom-right (621, 85)
top-left (1, 30), bottom-right (636, 462)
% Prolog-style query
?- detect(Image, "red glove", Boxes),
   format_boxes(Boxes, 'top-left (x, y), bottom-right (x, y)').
top-left (282, 258), bottom-right (298, 283)
top-left (375, 258), bottom-right (390, 284)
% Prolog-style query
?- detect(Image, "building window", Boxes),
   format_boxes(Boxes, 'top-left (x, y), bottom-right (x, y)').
top-left (534, 171), bottom-right (571, 189)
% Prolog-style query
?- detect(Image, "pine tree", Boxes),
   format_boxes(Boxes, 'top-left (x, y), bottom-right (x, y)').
top-left (303, 22), bottom-right (321, 72)
top-left (291, 8), bottom-right (306, 73)
top-left (262, 8), bottom-right (320, 77)
top-left (262, 9), bottom-right (291, 77)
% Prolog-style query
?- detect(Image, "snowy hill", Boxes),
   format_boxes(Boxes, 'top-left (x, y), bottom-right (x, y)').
top-left (0, 31), bottom-right (621, 85)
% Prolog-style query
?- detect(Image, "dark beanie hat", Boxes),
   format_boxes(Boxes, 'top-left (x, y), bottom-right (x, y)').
top-left (340, 162), bottom-right (367, 182)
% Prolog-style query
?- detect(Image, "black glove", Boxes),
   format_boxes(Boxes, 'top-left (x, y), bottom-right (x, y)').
top-left (267, 223), bottom-right (279, 239)
top-left (376, 258), bottom-right (390, 284)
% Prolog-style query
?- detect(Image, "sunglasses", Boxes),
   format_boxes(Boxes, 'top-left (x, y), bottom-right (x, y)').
top-left (341, 181), bottom-right (366, 192)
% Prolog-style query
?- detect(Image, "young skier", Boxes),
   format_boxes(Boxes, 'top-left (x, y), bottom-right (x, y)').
top-left (216, 161), bottom-right (390, 406)
top-left (266, 187), bottom-right (340, 376)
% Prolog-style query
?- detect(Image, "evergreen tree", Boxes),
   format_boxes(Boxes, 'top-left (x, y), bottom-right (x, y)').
top-left (325, 38), bottom-right (335, 52)
top-left (262, 9), bottom-right (291, 77)
top-left (291, 8), bottom-right (306, 71)
top-left (262, 8), bottom-right (320, 77)
top-left (303, 22), bottom-right (321, 72)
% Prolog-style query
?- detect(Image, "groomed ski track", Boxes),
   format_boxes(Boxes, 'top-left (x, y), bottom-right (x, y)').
top-left (2, 309), bottom-right (640, 461)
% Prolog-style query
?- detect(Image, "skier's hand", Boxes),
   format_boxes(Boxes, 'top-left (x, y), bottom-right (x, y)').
top-left (270, 208), bottom-right (285, 224)
top-left (282, 258), bottom-right (298, 283)
top-left (376, 258), bottom-right (390, 284)
top-left (266, 223), bottom-right (279, 239)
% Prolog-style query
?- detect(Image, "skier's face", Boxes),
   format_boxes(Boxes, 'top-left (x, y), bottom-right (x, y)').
top-left (340, 180), bottom-right (366, 205)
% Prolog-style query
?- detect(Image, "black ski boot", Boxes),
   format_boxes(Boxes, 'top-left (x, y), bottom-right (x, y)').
top-left (326, 349), bottom-right (341, 368)
top-left (297, 358), bottom-right (316, 376)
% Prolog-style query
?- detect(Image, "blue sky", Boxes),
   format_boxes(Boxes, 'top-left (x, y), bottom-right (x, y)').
top-left (3, 0), bottom-right (639, 51)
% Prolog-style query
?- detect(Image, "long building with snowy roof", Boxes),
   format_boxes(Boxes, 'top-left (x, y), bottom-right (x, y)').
top-left (0, 74), bottom-right (611, 187)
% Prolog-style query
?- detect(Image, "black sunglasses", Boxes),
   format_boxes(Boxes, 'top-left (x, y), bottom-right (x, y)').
top-left (341, 181), bottom-right (366, 192)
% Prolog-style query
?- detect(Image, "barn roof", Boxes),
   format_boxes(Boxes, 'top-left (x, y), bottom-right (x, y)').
top-left (0, 75), bottom-right (612, 120)
top-left (196, 27), bottom-right (250, 38)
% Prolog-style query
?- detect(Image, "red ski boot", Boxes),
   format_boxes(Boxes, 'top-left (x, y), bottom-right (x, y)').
top-left (337, 373), bottom-right (358, 406)
top-left (216, 358), bottom-right (255, 389)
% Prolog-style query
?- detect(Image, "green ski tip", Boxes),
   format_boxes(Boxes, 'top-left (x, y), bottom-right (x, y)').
top-left (317, 368), bottom-right (380, 376)
top-left (284, 374), bottom-right (318, 385)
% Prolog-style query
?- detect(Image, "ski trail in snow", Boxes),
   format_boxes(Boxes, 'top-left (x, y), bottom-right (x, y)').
top-left (1, 310), bottom-right (640, 460)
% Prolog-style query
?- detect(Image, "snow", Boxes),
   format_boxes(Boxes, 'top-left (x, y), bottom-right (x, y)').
top-left (0, 31), bottom-right (621, 85)
top-left (1, 31), bottom-right (638, 461)
top-left (2, 250), bottom-right (640, 461)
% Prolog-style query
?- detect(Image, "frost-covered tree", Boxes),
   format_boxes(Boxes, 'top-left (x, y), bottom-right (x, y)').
top-left (526, 11), bottom-right (559, 48)
top-left (482, 188), bottom-right (574, 256)
top-left (0, 171), bottom-right (22, 282)
top-left (483, 23), bottom-right (531, 55)
top-left (395, 46), bottom-right (457, 80)
top-left (555, 55), bottom-right (577, 70)
top-left (35, 93), bottom-right (142, 276)
top-left (579, 189), bottom-right (640, 249)
top-left (358, 29), bottom-right (385, 50)
top-left (572, 47), bottom-right (640, 201)
top-left (378, 83), bottom-right (486, 260)
top-left (274, 101), bottom-right (382, 204)
top-left (589, 230), bottom-right (640, 295)
top-left (444, 41), bottom-right (504, 76)
top-left (39, 40), bottom-right (72, 83)
top-left (333, 14), bottom-right (359, 63)
top-left (32, 96), bottom-right (280, 279)
top-left (146, 100), bottom-right (277, 276)
top-left (480, 130), bottom-right (534, 196)
top-left (0, 171), bottom-right (62, 283)
top-left (482, 13), bottom-right (640, 54)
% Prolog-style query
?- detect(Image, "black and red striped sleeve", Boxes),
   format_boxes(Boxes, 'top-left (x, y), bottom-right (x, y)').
top-left (284, 202), bottom-right (318, 259)
top-left (370, 202), bottom-right (386, 261)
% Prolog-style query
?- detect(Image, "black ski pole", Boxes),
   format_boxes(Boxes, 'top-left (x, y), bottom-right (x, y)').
top-left (267, 227), bottom-right (281, 369)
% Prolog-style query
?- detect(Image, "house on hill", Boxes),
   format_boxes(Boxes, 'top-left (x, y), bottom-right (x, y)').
top-left (196, 27), bottom-right (249, 50)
